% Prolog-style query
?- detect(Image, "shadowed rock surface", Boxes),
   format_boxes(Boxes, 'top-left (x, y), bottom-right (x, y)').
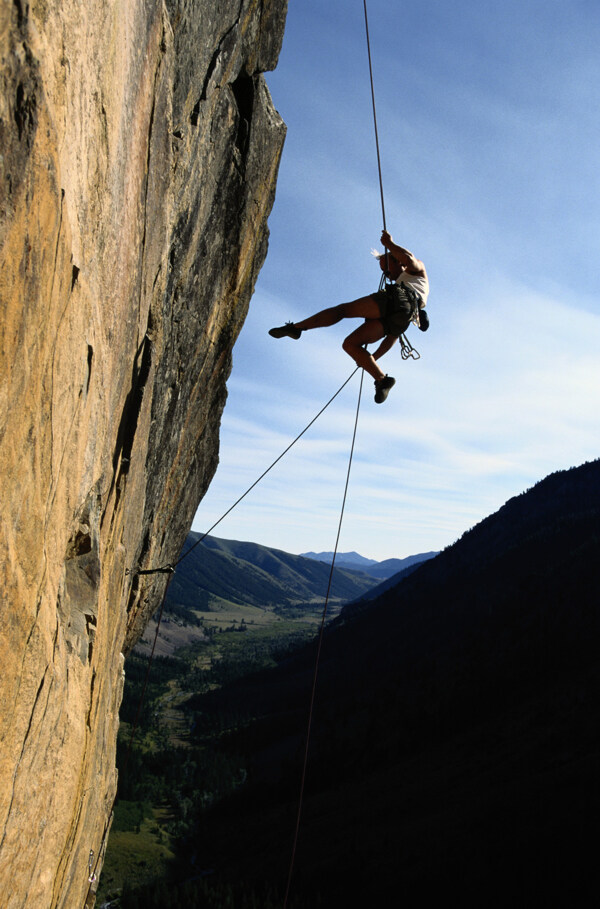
top-left (0, 1), bottom-right (287, 906)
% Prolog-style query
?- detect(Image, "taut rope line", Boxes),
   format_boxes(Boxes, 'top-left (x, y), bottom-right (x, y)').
top-left (363, 0), bottom-right (387, 232)
top-left (137, 367), bottom-right (361, 576)
top-left (283, 368), bottom-right (366, 908)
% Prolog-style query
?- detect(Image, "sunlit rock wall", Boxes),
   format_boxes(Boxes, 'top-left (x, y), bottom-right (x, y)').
top-left (0, 1), bottom-right (287, 905)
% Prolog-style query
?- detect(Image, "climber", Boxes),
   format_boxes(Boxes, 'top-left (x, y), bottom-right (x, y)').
top-left (269, 230), bottom-right (429, 403)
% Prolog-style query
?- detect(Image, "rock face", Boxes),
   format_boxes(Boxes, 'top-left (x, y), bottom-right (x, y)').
top-left (0, 1), bottom-right (287, 906)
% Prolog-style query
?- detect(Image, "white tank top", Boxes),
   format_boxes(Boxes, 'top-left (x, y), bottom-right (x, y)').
top-left (397, 272), bottom-right (429, 307)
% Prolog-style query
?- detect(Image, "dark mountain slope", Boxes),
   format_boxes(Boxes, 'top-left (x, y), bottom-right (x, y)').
top-left (347, 552), bottom-right (439, 603)
top-left (362, 550), bottom-right (438, 579)
top-left (191, 460), bottom-right (600, 906)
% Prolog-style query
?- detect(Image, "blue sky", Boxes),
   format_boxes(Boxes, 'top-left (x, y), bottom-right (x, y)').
top-left (192, 0), bottom-right (600, 561)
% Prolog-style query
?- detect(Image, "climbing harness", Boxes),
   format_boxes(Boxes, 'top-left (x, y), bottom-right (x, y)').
top-left (398, 281), bottom-right (423, 358)
top-left (375, 272), bottom-right (422, 359)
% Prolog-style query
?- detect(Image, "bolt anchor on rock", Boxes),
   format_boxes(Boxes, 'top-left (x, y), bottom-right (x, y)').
top-left (87, 849), bottom-right (97, 883)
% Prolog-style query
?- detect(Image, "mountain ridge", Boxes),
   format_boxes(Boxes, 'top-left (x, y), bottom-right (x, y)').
top-left (300, 548), bottom-right (438, 579)
top-left (301, 549), bottom-right (378, 567)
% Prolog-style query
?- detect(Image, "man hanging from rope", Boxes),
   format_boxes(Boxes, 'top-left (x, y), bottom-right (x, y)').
top-left (269, 231), bottom-right (429, 403)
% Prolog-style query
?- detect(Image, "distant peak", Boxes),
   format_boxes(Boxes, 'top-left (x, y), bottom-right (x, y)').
top-left (301, 551), bottom-right (378, 567)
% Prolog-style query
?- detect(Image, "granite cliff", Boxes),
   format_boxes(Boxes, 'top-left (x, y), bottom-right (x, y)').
top-left (0, 1), bottom-right (287, 906)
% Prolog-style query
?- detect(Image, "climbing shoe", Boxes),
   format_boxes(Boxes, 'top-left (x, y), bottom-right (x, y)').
top-left (269, 322), bottom-right (302, 340)
top-left (374, 375), bottom-right (395, 404)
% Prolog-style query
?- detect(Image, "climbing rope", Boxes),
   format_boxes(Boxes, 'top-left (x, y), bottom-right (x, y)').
top-left (85, 6), bottom-right (413, 902)
top-left (135, 366), bottom-right (361, 577)
top-left (364, 0), bottom-right (423, 365)
top-left (363, 0), bottom-right (387, 232)
top-left (283, 366), bottom-right (366, 909)
top-left (283, 13), bottom-right (418, 897)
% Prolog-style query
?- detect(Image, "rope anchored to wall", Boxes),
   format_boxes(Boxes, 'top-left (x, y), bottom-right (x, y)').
top-left (82, 367), bottom-right (362, 906)
top-left (131, 366), bottom-right (361, 578)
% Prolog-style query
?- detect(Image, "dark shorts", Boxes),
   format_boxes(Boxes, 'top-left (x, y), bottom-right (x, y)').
top-left (371, 283), bottom-right (416, 337)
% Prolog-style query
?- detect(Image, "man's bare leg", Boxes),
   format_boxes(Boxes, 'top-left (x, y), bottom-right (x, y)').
top-left (294, 296), bottom-right (382, 331)
top-left (342, 320), bottom-right (387, 381)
